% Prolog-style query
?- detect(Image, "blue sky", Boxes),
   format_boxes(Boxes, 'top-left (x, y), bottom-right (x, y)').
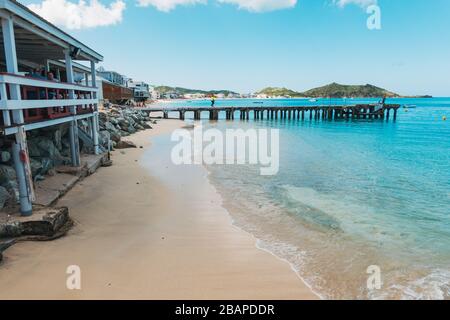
top-left (23, 0), bottom-right (450, 96)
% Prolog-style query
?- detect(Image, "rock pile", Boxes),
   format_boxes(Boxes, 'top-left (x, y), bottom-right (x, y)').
top-left (98, 104), bottom-right (154, 150)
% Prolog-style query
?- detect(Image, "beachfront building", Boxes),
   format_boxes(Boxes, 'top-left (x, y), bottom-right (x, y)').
top-left (150, 86), bottom-right (160, 100)
top-left (101, 78), bottom-right (134, 104)
top-left (96, 68), bottom-right (133, 104)
top-left (126, 79), bottom-right (150, 102)
top-left (96, 68), bottom-right (126, 86)
top-left (183, 93), bottom-right (206, 99)
top-left (0, 0), bottom-right (103, 215)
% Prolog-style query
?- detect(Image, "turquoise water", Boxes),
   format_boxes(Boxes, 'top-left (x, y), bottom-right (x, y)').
top-left (161, 97), bottom-right (450, 109)
top-left (166, 98), bottom-right (450, 299)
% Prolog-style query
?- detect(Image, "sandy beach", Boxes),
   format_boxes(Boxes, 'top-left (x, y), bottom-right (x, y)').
top-left (0, 120), bottom-right (317, 300)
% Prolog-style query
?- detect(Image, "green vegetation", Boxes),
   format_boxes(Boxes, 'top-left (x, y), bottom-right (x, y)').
top-left (257, 83), bottom-right (401, 98)
top-left (155, 86), bottom-right (238, 96)
top-left (302, 83), bottom-right (399, 98)
top-left (256, 87), bottom-right (304, 97)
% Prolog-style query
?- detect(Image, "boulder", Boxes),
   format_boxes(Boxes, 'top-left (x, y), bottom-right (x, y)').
top-left (127, 125), bottom-right (137, 134)
top-left (0, 165), bottom-right (19, 202)
top-left (116, 140), bottom-right (137, 149)
top-left (110, 131), bottom-right (121, 143)
top-left (53, 128), bottom-right (63, 151)
top-left (0, 165), bottom-right (16, 185)
top-left (105, 121), bottom-right (118, 133)
top-left (30, 158), bottom-right (43, 176)
top-left (98, 130), bottom-right (111, 149)
top-left (0, 185), bottom-right (11, 209)
top-left (28, 138), bottom-right (42, 157)
top-left (0, 151), bottom-right (11, 163)
top-left (117, 118), bottom-right (129, 127)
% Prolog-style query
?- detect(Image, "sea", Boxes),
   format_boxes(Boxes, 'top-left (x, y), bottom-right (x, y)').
top-left (151, 97), bottom-right (450, 299)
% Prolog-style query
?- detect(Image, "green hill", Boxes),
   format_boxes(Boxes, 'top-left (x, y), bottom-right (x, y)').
top-left (302, 83), bottom-right (399, 98)
top-left (256, 87), bottom-right (304, 97)
top-left (155, 86), bottom-right (238, 96)
top-left (257, 83), bottom-right (400, 98)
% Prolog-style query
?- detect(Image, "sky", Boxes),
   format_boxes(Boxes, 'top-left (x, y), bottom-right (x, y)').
top-left (21, 0), bottom-right (450, 96)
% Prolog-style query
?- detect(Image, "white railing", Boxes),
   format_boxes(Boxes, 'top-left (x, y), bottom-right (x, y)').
top-left (0, 73), bottom-right (98, 92)
top-left (0, 72), bottom-right (98, 129)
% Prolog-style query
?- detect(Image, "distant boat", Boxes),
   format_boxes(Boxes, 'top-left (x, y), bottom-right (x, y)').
top-left (403, 105), bottom-right (417, 109)
top-left (309, 98), bottom-right (318, 102)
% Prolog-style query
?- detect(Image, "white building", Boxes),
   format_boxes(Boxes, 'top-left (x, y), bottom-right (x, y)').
top-left (126, 79), bottom-right (150, 101)
top-left (150, 86), bottom-right (160, 100)
top-left (96, 68), bottom-right (126, 86)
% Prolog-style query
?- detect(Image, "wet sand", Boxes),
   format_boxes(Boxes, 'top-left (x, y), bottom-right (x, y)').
top-left (0, 120), bottom-right (317, 299)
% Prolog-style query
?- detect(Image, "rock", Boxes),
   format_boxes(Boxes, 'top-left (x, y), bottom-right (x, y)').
top-left (0, 185), bottom-right (11, 209)
top-left (0, 151), bottom-right (11, 163)
top-left (0, 165), bottom-right (16, 185)
top-left (98, 130), bottom-right (111, 148)
top-left (37, 139), bottom-right (62, 161)
top-left (54, 128), bottom-right (63, 150)
top-left (117, 118), bottom-right (129, 127)
top-left (28, 138), bottom-right (42, 157)
top-left (34, 174), bottom-right (45, 182)
top-left (110, 131), bottom-right (121, 143)
top-left (127, 125), bottom-right (137, 134)
top-left (105, 121), bottom-right (118, 133)
top-left (116, 140), bottom-right (137, 149)
top-left (30, 158), bottom-right (43, 176)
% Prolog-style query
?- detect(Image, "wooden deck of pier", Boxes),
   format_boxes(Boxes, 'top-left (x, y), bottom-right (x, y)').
top-left (142, 104), bottom-right (401, 121)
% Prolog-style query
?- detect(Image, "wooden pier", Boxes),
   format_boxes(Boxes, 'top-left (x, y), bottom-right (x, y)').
top-left (142, 104), bottom-right (401, 122)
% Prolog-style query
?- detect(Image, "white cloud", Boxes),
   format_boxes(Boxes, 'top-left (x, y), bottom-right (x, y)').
top-left (218, 0), bottom-right (297, 12)
top-left (137, 0), bottom-right (206, 12)
top-left (333, 0), bottom-right (377, 8)
top-left (28, 0), bottom-right (126, 29)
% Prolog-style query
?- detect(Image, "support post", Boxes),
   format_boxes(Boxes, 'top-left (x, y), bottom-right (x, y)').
top-left (90, 60), bottom-right (100, 154)
top-left (2, 18), bottom-right (34, 215)
top-left (65, 50), bottom-right (81, 166)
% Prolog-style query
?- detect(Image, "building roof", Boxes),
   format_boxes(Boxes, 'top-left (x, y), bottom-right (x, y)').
top-left (0, 0), bottom-right (103, 62)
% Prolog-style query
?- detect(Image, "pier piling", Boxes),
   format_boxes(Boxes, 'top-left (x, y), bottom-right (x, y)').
top-left (144, 104), bottom-right (400, 123)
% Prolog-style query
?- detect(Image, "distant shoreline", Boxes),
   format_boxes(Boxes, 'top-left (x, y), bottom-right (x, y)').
top-left (148, 96), bottom-right (438, 106)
